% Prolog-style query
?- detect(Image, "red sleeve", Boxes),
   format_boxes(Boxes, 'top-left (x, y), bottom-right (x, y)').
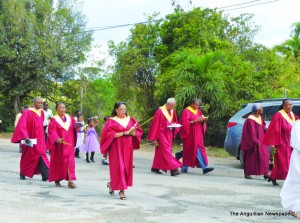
top-left (130, 117), bottom-right (143, 150)
top-left (100, 120), bottom-right (117, 155)
top-left (46, 118), bottom-right (61, 150)
top-left (262, 112), bottom-right (282, 146)
top-left (147, 109), bottom-right (162, 141)
top-left (172, 110), bottom-right (180, 138)
top-left (11, 110), bottom-right (29, 143)
top-left (179, 109), bottom-right (190, 140)
top-left (240, 119), bottom-right (260, 150)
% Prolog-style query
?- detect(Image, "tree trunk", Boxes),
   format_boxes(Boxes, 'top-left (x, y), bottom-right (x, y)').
top-left (13, 95), bottom-right (20, 115)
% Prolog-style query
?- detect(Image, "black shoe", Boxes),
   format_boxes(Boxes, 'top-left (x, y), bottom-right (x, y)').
top-left (170, 168), bottom-right (180, 176)
top-left (263, 174), bottom-right (269, 181)
top-left (75, 148), bottom-right (80, 158)
top-left (42, 177), bottom-right (48, 181)
top-left (203, 167), bottom-right (214, 174)
top-left (151, 168), bottom-right (162, 174)
top-left (90, 152), bottom-right (95, 162)
top-left (244, 175), bottom-right (252, 179)
top-left (175, 151), bottom-right (183, 160)
top-left (86, 153), bottom-right (90, 163)
top-left (20, 174), bottom-right (26, 180)
top-left (101, 158), bottom-right (109, 165)
top-left (268, 177), bottom-right (279, 186)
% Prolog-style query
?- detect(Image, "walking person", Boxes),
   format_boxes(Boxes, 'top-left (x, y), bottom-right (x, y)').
top-left (179, 99), bottom-right (214, 174)
top-left (262, 99), bottom-right (297, 185)
top-left (74, 114), bottom-right (85, 158)
top-left (46, 102), bottom-right (77, 188)
top-left (148, 98), bottom-right (182, 176)
top-left (80, 117), bottom-right (100, 163)
top-left (43, 101), bottom-right (53, 141)
top-left (240, 103), bottom-right (270, 180)
top-left (11, 97), bottom-right (49, 181)
top-left (100, 102), bottom-right (143, 200)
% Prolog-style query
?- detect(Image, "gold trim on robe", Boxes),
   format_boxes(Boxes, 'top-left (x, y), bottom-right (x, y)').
top-left (53, 114), bottom-right (71, 131)
top-left (111, 116), bottom-right (130, 128)
top-left (247, 114), bottom-right (262, 125)
top-left (186, 106), bottom-right (198, 115)
top-left (160, 105), bottom-right (173, 122)
top-left (279, 110), bottom-right (295, 125)
top-left (28, 107), bottom-right (42, 117)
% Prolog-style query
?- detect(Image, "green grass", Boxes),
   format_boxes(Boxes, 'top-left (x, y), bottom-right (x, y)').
top-left (0, 132), bottom-right (12, 139)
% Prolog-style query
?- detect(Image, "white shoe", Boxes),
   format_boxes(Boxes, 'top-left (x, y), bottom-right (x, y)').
top-left (101, 158), bottom-right (109, 165)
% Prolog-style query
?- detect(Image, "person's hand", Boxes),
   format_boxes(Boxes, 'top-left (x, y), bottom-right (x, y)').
top-left (56, 138), bottom-right (63, 144)
top-left (130, 129), bottom-right (136, 136)
top-left (151, 140), bottom-right (159, 147)
top-left (24, 138), bottom-right (30, 144)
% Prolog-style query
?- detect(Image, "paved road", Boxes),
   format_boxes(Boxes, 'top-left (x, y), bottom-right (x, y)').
top-left (0, 139), bottom-right (295, 223)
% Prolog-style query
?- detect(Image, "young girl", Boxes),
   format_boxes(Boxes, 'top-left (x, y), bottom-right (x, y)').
top-left (80, 117), bottom-right (100, 163)
top-left (75, 114), bottom-right (85, 158)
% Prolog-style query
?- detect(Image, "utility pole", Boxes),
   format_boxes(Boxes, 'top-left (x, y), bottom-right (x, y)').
top-left (284, 88), bottom-right (287, 98)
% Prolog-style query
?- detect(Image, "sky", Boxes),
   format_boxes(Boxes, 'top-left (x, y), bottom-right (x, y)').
top-left (76, 0), bottom-right (300, 65)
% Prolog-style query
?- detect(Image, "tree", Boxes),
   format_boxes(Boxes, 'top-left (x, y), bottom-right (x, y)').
top-left (0, 0), bottom-right (92, 112)
top-left (108, 15), bottom-right (161, 119)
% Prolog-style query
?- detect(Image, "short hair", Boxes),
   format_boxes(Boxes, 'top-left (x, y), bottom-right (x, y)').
top-left (55, 102), bottom-right (65, 110)
top-left (166, 98), bottom-right (176, 104)
top-left (33, 97), bottom-right (42, 103)
top-left (252, 103), bottom-right (262, 113)
top-left (191, 98), bottom-right (202, 105)
top-left (43, 101), bottom-right (48, 105)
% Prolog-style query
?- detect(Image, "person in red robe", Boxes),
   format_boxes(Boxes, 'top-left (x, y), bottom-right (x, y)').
top-left (100, 102), bottom-right (143, 200)
top-left (148, 98), bottom-right (182, 176)
top-left (11, 97), bottom-right (50, 181)
top-left (179, 99), bottom-right (214, 174)
top-left (262, 99), bottom-right (297, 186)
top-left (46, 102), bottom-right (77, 189)
top-left (240, 103), bottom-right (270, 180)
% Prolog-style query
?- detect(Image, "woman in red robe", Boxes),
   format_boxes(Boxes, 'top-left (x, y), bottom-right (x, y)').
top-left (100, 102), bottom-right (143, 200)
top-left (179, 99), bottom-right (214, 174)
top-left (240, 104), bottom-right (269, 180)
top-left (46, 102), bottom-right (77, 188)
top-left (262, 99), bottom-right (297, 185)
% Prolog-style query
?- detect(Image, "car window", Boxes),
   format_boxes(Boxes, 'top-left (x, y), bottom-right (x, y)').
top-left (263, 106), bottom-right (280, 121)
top-left (292, 106), bottom-right (300, 116)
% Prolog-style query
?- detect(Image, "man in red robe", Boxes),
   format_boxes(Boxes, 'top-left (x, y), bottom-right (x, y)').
top-left (148, 98), bottom-right (182, 176)
top-left (263, 99), bottom-right (297, 185)
top-left (179, 99), bottom-right (214, 174)
top-left (11, 97), bottom-right (49, 181)
top-left (240, 103), bottom-right (269, 180)
top-left (46, 102), bottom-right (77, 188)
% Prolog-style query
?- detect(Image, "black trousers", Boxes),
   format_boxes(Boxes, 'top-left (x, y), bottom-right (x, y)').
top-left (37, 157), bottom-right (49, 179)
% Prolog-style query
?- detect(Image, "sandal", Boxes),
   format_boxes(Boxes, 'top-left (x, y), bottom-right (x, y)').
top-left (68, 181), bottom-right (77, 189)
top-left (107, 182), bottom-right (114, 195)
top-left (119, 190), bottom-right (127, 200)
top-left (55, 181), bottom-right (62, 187)
top-left (289, 210), bottom-right (298, 218)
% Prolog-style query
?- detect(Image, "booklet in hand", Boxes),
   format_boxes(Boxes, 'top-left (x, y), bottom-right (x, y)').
top-left (75, 122), bottom-right (84, 127)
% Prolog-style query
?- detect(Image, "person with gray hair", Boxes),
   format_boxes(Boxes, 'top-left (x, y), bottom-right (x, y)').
top-left (240, 103), bottom-right (269, 180)
top-left (148, 98), bottom-right (182, 176)
top-left (11, 97), bottom-right (50, 181)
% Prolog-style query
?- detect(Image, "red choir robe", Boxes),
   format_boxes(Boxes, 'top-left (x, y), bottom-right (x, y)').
top-left (46, 114), bottom-right (77, 182)
top-left (262, 110), bottom-right (297, 180)
top-left (179, 106), bottom-right (208, 167)
top-left (147, 105), bottom-right (182, 170)
top-left (11, 108), bottom-right (50, 178)
top-left (240, 115), bottom-right (269, 176)
top-left (100, 116), bottom-right (143, 190)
